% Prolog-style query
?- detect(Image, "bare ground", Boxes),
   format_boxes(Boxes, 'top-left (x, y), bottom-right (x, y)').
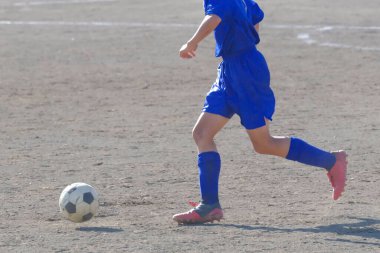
top-left (0, 0), bottom-right (379, 252)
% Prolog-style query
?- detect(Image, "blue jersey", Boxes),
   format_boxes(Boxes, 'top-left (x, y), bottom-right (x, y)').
top-left (203, 0), bottom-right (264, 57)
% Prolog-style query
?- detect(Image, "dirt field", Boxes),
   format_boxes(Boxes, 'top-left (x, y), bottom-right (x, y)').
top-left (1, 0), bottom-right (379, 252)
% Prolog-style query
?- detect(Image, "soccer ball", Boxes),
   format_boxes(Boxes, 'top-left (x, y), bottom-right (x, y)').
top-left (59, 182), bottom-right (99, 223)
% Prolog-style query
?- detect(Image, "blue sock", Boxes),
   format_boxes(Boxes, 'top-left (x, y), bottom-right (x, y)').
top-left (198, 151), bottom-right (221, 205)
top-left (286, 137), bottom-right (336, 171)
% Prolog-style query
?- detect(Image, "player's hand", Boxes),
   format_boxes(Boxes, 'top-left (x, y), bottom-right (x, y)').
top-left (179, 41), bottom-right (198, 59)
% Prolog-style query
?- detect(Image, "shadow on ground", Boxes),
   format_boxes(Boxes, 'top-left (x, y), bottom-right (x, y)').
top-left (76, 227), bottom-right (124, 233)
top-left (192, 217), bottom-right (380, 246)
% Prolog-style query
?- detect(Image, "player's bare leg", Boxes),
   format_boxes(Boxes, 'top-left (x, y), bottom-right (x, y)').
top-left (192, 112), bottom-right (230, 153)
top-left (246, 118), bottom-right (291, 158)
top-left (173, 112), bottom-right (228, 224)
top-left (246, 118), bottom-right (347, 200)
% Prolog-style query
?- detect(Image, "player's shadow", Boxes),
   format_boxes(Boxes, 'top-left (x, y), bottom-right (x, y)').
top-left (76, 226), bottom-right (124, 233)
top-left (200, 216), bottom-right (380, 246)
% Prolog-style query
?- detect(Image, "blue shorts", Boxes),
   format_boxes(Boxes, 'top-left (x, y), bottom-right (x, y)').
top-left (203, 48), bottom-right (276, 130)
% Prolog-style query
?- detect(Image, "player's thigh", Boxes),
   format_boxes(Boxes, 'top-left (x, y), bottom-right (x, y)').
top-left (246, 118), bottom-right (272, 145)
top-left (193, 112), bottom-right (230, 140)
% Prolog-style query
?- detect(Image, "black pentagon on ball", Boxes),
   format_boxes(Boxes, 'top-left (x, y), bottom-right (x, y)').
top-left (65, 202), bottom-right (76, 214)
top-left (83, 192), bottom-right (95, 204)
top-left (82, 213), bottom-right (93, 222)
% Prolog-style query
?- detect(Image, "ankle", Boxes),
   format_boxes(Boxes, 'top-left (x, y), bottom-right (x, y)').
top-left (195, 202), bottom-right (221, 217)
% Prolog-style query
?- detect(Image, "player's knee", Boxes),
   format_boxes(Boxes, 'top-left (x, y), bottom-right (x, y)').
top-left (192, 128), bottom-right (212, 146)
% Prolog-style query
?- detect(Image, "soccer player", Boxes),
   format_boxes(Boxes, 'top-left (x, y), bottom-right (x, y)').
top-left (173, 0), bottom-right (348, 224)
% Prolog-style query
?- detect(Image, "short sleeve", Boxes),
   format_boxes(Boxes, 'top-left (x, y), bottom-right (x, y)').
top-left (246, 0), bottom-right (264, 25)
top-left (204, 0), bottom-right (227, 20)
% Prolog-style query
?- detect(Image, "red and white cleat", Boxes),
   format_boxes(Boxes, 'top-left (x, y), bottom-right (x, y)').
top-left (327, 151), bottom-right (348, 200)
top-left (173, 202), bottom-right (224, 224)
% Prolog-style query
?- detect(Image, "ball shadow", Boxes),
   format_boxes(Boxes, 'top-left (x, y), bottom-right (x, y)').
top-left (75, 226), bottom-right (124, 233)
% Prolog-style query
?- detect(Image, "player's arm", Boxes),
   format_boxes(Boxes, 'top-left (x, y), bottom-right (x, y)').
top-left (179, 14), bottom-right (221, 59)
